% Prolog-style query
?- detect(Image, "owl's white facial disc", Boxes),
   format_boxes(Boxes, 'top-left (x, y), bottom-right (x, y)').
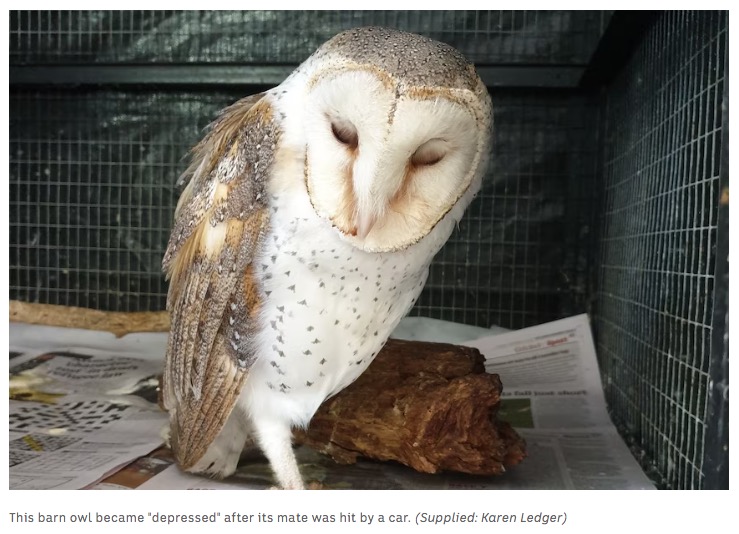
top-left (302, 69), bottom-right (488, 253)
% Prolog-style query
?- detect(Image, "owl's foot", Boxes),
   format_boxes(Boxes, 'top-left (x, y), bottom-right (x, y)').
top-left (189, 441), bottom-right (241, 480)
top-left (267, 481), bottom-right (321, 490)
top-left (188, 413), bottom-right (253, 479)
top-left (252, 415), bottom-right (305, 490)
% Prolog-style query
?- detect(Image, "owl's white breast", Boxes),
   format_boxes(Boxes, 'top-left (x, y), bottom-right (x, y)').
top-left (238, 88), bottom-right (477, 429)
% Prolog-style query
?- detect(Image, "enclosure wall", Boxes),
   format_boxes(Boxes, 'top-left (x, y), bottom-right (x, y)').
top-left (594, 11), bottom-right (728, 489)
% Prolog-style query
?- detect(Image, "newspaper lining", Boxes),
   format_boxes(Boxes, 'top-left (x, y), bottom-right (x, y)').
top-left (9, 315), bottom-right (655, 490)
top-left (9, 324), bottom-right (168, 490)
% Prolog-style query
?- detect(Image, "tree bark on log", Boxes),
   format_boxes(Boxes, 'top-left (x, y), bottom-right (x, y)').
top-left (294, 338), bottom-right (526, 476)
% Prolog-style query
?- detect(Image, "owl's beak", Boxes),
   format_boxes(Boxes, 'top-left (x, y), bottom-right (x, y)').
top-left (355, 211), bottom-right (377, 239)
top-left (351, 161), bottom-right (391, 239)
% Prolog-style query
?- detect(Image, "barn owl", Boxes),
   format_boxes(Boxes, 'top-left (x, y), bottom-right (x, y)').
top-left (162, 26), bottom-right (492, 489)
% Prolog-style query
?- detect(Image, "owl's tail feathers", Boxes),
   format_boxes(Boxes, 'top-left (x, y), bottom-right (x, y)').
top-left (252, 416), bottom-right (305, 490)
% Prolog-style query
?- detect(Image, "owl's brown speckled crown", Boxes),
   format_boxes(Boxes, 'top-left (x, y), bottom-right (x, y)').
top-left (315, 26), bottom-right (481, 92)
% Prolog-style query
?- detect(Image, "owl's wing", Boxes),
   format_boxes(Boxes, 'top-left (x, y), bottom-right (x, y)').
top-left (162, 93), bottom-right (279, 469)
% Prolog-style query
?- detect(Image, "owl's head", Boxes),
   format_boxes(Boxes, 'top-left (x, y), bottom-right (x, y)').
top-left (288, 27), bottom-right (492, 253)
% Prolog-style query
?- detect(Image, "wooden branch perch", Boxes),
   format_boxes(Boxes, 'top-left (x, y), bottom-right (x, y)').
top-left (294, 338), bottom-right (526, 475)
top-left (10, 300), bottom-right (170, 337)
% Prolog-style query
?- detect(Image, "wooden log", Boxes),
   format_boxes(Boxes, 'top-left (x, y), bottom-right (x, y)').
top-left (294, 338), bottom-right (527, 475)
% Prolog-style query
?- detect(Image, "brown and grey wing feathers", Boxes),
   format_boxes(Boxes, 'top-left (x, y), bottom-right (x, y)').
top-left (162, 94), bottom-right (278, 469)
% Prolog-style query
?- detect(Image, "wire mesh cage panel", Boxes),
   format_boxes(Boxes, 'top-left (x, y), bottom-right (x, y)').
top-left (10, 10), bottom-right (610, 66)
top-left (594, 11), bottom-right (728, 489)
top-left (8, 10), bottom-right (729, 490)
top-left (9, 91), bottom-right (231, 311)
